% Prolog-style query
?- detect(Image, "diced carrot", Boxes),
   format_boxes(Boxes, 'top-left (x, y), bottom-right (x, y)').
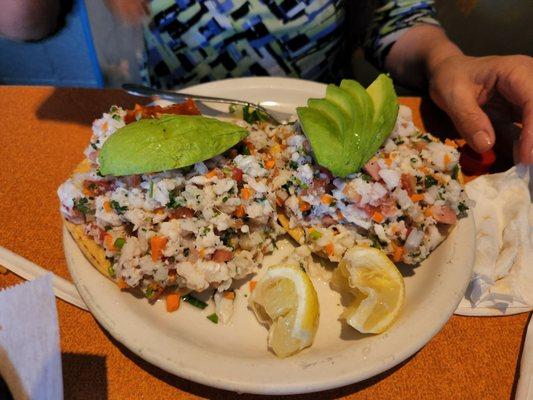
top-left (275, 196), bottom-right (284, 207)
top-left (336, 210), bottom-right (344, 220)
top-left (117, 278), bottom-right (128, 290)
top-left (166, 293), bottom-right (181, 312)
top-left (103, 200), bottom-right (112, 212)
top-left (198, 248), bottom-right (206, 259)
top-left (102, 122), bottom-right (109, 131)
top-left (321, 194), bottom-right (333, 205)
top-left (249, 281), bottom-right (257, 292)
top-left (206, 169), bottom-right (218, 178)
top-left (410, 193), bottom-right (424, 202)
top-left (371, 211), bottom-right (384, 223)
top-left (234, 205), bottom-right (245, 218)
top-left (444, 138), bottom-right (458, 149)
top-left (392, 244), bottom-right (404, 263)
top-left (265, 158), bottom-right (276, 169)
top-left (419, 166), bottom-right (430, 174)
top-left (245, 141), bottom-right (256, 155)
top-left (325, 242), bottom-right (335, 256)
top-left (299, 199), bottom-right (311, 212)
top-left (240, 187), bottom-right (253, 200)
top-left (443, 153), bottom-right (452, 169)
top-left (223, 291), bottom-right (236, 300)
top-left (424, 207), bottom-right (433, 217)
top-left (104, 233), bottom-right (115, 251)
top-left (455, 138), bottom-right (467, 147)
top-left (385, 156), bottom-right (393, 166)
top-left (150, 235), bottom-right (168, 262)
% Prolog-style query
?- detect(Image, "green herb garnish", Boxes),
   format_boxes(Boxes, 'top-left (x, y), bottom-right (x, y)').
top-left (451, 164), bottom-right (459, 179)
top-left (181, 294), bottom-right (208, 309)
top-left (110, 200), bottom-right (127, 214)
top-left (425, 176), bottom-right (438, 188)
top-left (242, 105), bottom-right (269, 124)
top-left (107, 265), bottom-right (116, 278)
top-left (145, 287), bottom-right (154, 299)
top-left (206, 313), bottom-right (219, 324)
top-left (309, 230), bottom-right (322, 240)
top-left (458, 201), bottom-right (469, 217)
top-left (73, 197), bottom-right (91, 215)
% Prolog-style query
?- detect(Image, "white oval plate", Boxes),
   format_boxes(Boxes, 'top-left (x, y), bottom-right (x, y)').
top-left (65, 77), bottom-right (475, 395)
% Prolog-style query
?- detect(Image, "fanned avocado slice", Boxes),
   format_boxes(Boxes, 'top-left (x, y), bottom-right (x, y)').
top-left (308, 98), bottom-right (349, 133)
top-left (99, 115), bottom-right (248, 176)
top-left (296, 107), bottom-right (350, 177)
top-left (297, 74), bottom-right (398, 177)
top-left (363, 74), bottom-right (399, 165)
top-left (339, 79), bottom-right (374, 169)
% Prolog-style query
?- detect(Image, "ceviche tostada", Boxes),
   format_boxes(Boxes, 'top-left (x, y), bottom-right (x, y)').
top-left (58, 75), bottom-right (470, 357)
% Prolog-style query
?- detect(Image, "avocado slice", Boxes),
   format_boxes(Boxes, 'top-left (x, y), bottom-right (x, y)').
top-left (308, 98), bottom-right (349, 133)
top-left (296, 107), bottom-right (351, 177)
top-left (339, 79), bottom-right (374, 169)
top-left (363, 74), bottom-right (399, 164)
top-left (99, 115), bottom-right (248, 176)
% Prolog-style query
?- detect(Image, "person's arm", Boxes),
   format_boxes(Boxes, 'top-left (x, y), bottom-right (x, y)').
top-left (365, 0), bottom-right (533, 164)
top-left (0, 0), bottom-right (60, 41)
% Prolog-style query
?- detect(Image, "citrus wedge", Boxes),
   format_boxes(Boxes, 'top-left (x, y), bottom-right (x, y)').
top-left (249, 264), bottom-right (319, 358)
top-left (333, 246), bottom-right (405, 334)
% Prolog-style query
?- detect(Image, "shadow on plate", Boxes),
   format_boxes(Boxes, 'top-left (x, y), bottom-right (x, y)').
top-left (100, 322), bottom-right (416, 398)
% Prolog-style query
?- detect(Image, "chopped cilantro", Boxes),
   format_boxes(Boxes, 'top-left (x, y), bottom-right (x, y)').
top-left (112, 114), bottom-right (121, 121)
top-left (207, 313), bottom-right (219, 324)
top-left (451, 164), bottom-right (459, 179)
top-left (222, 196), bottom-right (229, 203)
top-left (458, 201), bottom-right (469, 217)
top-left (96, 169), bottom-right (104, 177)
top-left (361, 173), bottom-right (372, 182)
top-left (107, 265), bottom-right (116, 278)
top-left (425, 176), bottom-right (438, 188)
top-left (166, 192), bottom-right (182, 209)
top-left (149, 181), bottom-right (154, 198)
top-left (289, 161), bottom-right (298, 170)
top-left (183, 248), bottom-right (190, 257)
top-left (90, 142), bottom-right (98, 150)
top-left (421, 135), bottom-right (432, 143)
top-left (242, 105), bottom-right (269, 124)
top-left (104, 225), bottom-right (112, 231)
top-left (73, 197), bottom-right (91, 215)
top-left (110, 200), bottom-right (127, 214)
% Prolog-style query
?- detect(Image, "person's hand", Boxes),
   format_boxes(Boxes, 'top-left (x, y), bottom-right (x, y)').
top-left (427, 54), bottom-right (533, 164)
top-left (104, 0), bottom-right (149, 25)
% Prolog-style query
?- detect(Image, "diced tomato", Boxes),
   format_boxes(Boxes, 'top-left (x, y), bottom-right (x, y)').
top-left (430, 205), bottom-right (457, 224)
top-left (124, 99), bottom-right (201, 124)
top-left (363, 159), bottom-right (381, 181)
top-left (232, 167), bottom-right (243, 183)
top-left (170, 207), bottom-right (195, 219)
top-left (212, 249), bottom-right (233, 263)
top-left (400, 173), bottom-right (416, 196)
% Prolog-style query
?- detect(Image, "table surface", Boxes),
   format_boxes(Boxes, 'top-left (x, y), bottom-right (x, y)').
top-left (0, 86), bottom-right (530, 400)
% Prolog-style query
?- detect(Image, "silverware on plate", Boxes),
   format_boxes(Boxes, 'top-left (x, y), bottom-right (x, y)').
top-left (122, 83), bottom-right (283, 125)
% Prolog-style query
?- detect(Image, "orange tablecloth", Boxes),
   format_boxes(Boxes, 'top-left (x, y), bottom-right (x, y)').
top-left (0, 86), bottom-right (529, 399)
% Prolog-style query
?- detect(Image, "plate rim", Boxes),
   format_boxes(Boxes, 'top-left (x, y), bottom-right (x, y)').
top-left (64, 77), bottom-right (476, 394)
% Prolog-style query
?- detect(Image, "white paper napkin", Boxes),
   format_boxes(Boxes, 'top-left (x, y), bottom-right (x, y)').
top-left (456, 165), bottom-right (533, 315)
top-left (517, 316), bottom-right (533, 400)
top-left (0, 274), bottom-right (63, 400)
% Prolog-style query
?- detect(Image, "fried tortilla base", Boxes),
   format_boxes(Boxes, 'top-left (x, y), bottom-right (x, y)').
top-left (63, 159), bottom-right (114, 282)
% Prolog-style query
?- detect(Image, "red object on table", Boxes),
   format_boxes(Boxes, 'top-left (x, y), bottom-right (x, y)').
top-left (459, 145), bottom-right (496, 175)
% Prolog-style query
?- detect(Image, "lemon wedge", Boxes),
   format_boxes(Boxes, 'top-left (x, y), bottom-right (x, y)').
top-left (333, 246), bottom-right (405, 334)
top-left (249, 264), bottom-right (319, 358)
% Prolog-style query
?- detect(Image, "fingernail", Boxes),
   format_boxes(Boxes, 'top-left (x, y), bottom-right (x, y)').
top-left (472, 130), bottom-right (492, 152)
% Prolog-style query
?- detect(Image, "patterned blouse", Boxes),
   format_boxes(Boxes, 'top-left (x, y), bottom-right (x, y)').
top-left (141, 0), bottom-right (439, 88)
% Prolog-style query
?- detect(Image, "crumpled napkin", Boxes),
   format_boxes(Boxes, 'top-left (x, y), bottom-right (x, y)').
top-left (0, 274), bottom-right (63, 400)
top-left (457, 165), bottom-right (533, 314)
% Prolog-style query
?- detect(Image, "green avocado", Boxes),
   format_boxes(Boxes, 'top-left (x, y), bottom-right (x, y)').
top-left (339, 79), bottom-right (374, 168)
top-left (296, 107), bottom-right (350, 177)
top-left (98, 115), bottom-right (248, 176)
top-left (296, 74), bottom-right (398, 177)
top-left (364, 74), bottom-right (399, 164)
top-left (308, 98), bottom-right (349, 133)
